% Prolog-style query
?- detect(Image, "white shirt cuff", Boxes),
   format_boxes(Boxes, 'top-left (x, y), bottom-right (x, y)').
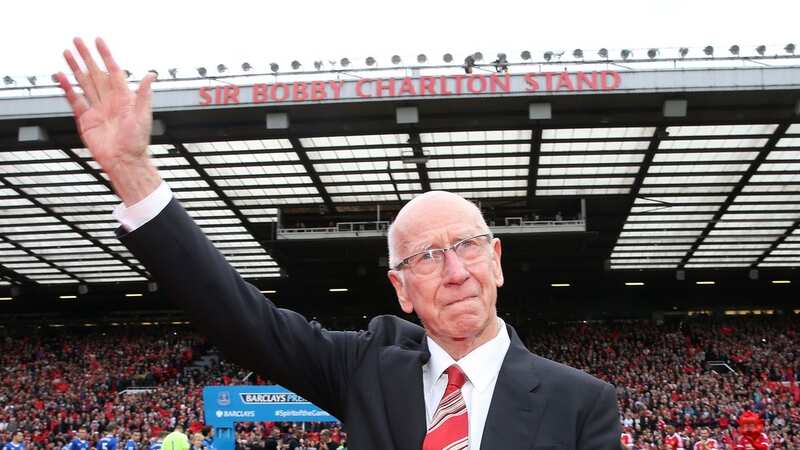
top-left (112, 181), bottom-right (173, 232)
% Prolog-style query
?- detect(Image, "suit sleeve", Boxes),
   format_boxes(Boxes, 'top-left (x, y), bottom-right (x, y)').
top-left (119, 198), bottom-right (369, 419)
top-left (576, 383), bottom-right (622, 450)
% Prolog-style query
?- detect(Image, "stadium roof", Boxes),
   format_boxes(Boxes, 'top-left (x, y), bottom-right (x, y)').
top-left (0, 59), bottom-right (799, 313)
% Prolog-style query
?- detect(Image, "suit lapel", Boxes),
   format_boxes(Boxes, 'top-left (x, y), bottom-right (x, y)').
top-left (379, 337), bottom-right (429, 450)
top-left (480, 325), bottom-right (545, 450)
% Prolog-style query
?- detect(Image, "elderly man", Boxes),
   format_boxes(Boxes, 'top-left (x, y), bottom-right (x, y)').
top-left (56, 37), bottom-right (621, 450)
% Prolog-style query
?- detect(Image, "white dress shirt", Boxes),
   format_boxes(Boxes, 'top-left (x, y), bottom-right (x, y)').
top-left (112, 181), bottom-right (173, 231)
top-left (423, 318), bottom-right (511, 450)
top-left (113, 183), bottom-right (513, 450)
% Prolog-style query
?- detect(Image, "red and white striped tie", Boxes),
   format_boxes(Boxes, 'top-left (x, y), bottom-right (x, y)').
top-left (423, 364), bottom-right (469, 450)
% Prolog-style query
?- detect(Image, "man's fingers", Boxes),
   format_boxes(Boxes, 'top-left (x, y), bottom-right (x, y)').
top-left (96, 37), bottom-right (129, 91)
top-left (74, 37), bottom-right (110, 101)
top-left (64, 49), bottom-right (100, 105)
top-left (95, 37), bottom-right (121, 73)
top-left (55, 72), bottom-right (90, 117)
top-left (135, 72), bottom-right (156, 119)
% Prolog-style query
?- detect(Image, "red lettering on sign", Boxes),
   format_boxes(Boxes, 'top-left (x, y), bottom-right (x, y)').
top-left (439, 76), bottom-right (452, 95)
top-left (328, 80), bottom-right (344, 99)
top-left (601, 71), bottom-right (621, 90)
top-left (293, 82), bottom-right (308, 101)
top-left (467, 75), bottom-right (486, 94)
top-left (375, 78), bottom-right (396, 97)
top-left (252, 84), bottom-right (268, 103)
top-left (356, 79), bottom-right (372, 97)
top-left (556, 72), bottom-right (574, 91)
top-left (451, 75), bottom-right (465, 94)
top-left (576, 72), bottom-right (597, 90)
top-left (214, 86), bottom-right (223, 104)
top-left (199, 87), bottom-right (212, 105)
top-left (544, 72), bottom-right (555, 91)
top-left (419, 76), bottom-right (436, 95)
top-left (223, 85), bottom-right (240, 104)
top-left (271, 83), bottom-right (289, 101)
top-left (310, 81), bottom-right (327, 100)
top-left (524, 73), bottom-right (540, 92)
top-left (490, 73), bottom-right (510, 93)
top-left (398, 77), bottom-right (417, 96)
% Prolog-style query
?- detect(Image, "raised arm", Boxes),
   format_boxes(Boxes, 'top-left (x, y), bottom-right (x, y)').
top-left (56, 37), bottom-right (161, 205)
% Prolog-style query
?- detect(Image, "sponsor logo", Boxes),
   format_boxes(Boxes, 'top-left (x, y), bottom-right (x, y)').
top-left (239, 393), bottom-right (308, 404)
top-left (214, 410), bottom-right (256, 418)
top-left (217, 391), bottom-right (231, 406)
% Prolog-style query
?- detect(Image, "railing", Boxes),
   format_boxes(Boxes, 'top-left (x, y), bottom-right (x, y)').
top-left (277, 219), bottom-right (585, 239)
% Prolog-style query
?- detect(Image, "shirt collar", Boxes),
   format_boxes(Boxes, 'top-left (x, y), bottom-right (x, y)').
top-left (425, 317), bottom-right (511, 393)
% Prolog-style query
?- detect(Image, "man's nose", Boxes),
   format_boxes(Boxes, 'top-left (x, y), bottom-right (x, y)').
top-left (440, 249), bottom-right (469, 284)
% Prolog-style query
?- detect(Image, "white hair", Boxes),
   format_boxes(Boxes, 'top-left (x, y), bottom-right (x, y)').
top-left (386, 193), bottom-right (489, 269)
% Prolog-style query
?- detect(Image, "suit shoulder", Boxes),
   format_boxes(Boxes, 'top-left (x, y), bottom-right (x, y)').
top-left (530, 352), bottom-right (613, 392)
top-left (366, 314), bottom-right (426, 343)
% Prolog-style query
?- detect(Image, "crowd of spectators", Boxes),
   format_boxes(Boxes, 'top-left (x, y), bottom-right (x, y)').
top-left (526, 315), bottom-right (800, 449)
top-left (0, 314), bottom-right (797, 450)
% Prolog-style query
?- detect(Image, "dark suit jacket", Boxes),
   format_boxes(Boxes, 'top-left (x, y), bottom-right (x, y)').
top-left (120, 199), bottom-right (621, 450)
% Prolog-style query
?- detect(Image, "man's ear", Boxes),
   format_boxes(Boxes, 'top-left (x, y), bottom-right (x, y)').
top-left (388, 270), bottom-right (414, 314)
top-left (491, 238), bottom-right (504, 287)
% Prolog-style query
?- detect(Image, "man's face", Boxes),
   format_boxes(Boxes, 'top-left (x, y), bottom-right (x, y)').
top-left (78, 430), bottom-right (87, 441)
top-left (14, 432), bottom-right (23, 443)
top-left (388, 192), bottom-right (504, 343)
top-left (133, 433), bottom-right (141, 442)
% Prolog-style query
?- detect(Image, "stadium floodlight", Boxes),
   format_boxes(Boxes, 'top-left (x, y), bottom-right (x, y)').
top-left (647, 48), bottom-right (658, 59)
top-left (786, 43), bottom-right (796, 54)
top-left (598, 48), bottom-right (608, 59)
top-left (340, 58), bottom-right (351, 67)
top-left (493, 53), bottom-right (508, 72)
top-left (756, 45), bottom-right (767, 56)
top-left (417, 54), bottom-right (427, 63)
top-left (543, 51), bottom-right (553, 62)
top-left (314, 60), bottom-right (323, 70)
top-left (2, 76), bottom-right (14, 86)
top-left (729, 45), bottom-right (740, 56)
top-left (521, 50), bottom-right (531, 60)
top-left (270, 63), bottom-right (279, 72)
top-left (366, 56), bottom-right (376, 66)
top-left (241, 62), bottom-right (253, 71)
top-left (464, 54), bottom-right (476, 73)
top-left (391, 55), bottom-right (402, 65)
top-left (473, 52), bottom-right (483, 61)
top-left (572, 48), bottom-right (583, 59)
top-left (442, 53), bottom-right (453, 63)
top-left (620, 49), bottom-right (632, 60)
top-left (291, 60), bottom-right (301, 70)
top-left (26, 76), bottom-right (36, 86)
top-left (216, 64), bottom-right (227, 73)
top-left (703, 45), bottom-right (714, 56)
top-left (196, 67), bottom-right (207, 77)
top-left (679, 47), bottom-right (689, 58)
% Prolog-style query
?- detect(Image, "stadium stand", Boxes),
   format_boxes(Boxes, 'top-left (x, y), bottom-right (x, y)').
top-left (0, 315), bottom-right (797, 449)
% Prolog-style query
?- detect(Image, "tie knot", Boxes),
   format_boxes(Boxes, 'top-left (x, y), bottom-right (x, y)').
top-left (445, 364), bottom-right (467, 389)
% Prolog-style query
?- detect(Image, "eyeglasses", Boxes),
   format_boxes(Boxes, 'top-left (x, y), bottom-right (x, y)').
top-left (392, 233), bottom-right (493, 276)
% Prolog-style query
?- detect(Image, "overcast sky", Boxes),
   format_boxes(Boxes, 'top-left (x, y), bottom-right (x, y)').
top-left (2, 0), bottom-right (798, 78)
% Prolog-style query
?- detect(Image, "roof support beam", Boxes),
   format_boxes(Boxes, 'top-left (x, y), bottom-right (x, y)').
top-left (408, 132), bottom-right (431, 192)
top-left (0, 174), bottom-right (149, 280)
top-left (288, 137), bottom-right (336, 213)
top-left (172, 142), bottom-right (272, 242)
top-left (0, 234), bottom-right (74, 284)
top-left (525, 127), bottom-right (543, 207)
top-left (751, 219), bottom-right (800, 268)
top-left (679, 122), bottom-right (791, 268)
